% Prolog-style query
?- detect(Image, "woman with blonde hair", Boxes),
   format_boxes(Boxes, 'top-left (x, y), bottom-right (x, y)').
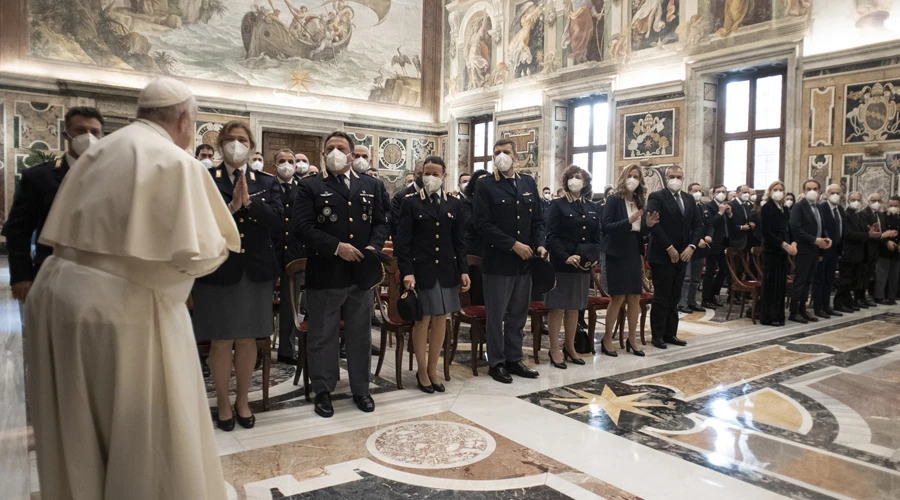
top-left (599, 165), bottom-right (658, 356)
top-left (759, 180), bottom-right (796, 326)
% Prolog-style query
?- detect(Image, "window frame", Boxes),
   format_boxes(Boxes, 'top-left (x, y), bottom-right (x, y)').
top-left (567, 95), bottom-right (610, 185)
top-left (469, 115), bottom-right (494, 172)
top-left (715, 68), bottom-right (788, 189)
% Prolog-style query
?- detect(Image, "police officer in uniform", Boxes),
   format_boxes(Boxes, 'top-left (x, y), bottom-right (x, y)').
top-left (677, 183), bottom-right (713, 313)
top-left (294, 131), bottom-right (389, 418)
top-left (192, 121), bottom-right (284, 431)
top-left (3, 106), bottom-right (104, 303)
top-left (474, 138), bottom-right (546, 384)
top-left (272, 149), bottom-right (306, 363)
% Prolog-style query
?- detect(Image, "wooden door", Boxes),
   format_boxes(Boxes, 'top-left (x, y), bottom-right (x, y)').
top-left (262, 132), bottom-right (322, 176)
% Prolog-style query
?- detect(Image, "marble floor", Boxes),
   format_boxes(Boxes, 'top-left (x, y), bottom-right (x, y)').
top-left (4, 265), bottom-right (900, 499)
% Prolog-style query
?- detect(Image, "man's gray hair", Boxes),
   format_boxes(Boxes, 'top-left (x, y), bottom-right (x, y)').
top-left (136, 96), bottom-right (196, 124)
top-left (665, 165), bottom-right (684, 176)
top-left (869, 191), bottom-right (882, 200)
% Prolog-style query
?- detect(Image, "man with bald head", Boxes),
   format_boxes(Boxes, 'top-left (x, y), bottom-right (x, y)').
top-left (25, 78), bottom-right (235, 499)
top-left (812, 184), bottom-right (846, 317)
top-left (294, 152), bottom-right (312, 179)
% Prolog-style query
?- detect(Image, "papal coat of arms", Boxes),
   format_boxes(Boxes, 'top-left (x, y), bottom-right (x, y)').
top-left (624, 109), bottom-right (674, 159)
top-left (844, 81), bottom-right (900, 144)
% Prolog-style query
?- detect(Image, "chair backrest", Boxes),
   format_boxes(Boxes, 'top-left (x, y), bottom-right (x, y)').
top-left (641, 256), bottom-right (653, 293)
top-left (749, 246), bottom-right (763, 281)
top-left (589, 266), bottom-right (610, 297)
top-left (286, 258), bottom-right (307, 330)
top-left (724, 248), bottom-right (751, 286)
top-left (374, 257), bottom-right (407, 325)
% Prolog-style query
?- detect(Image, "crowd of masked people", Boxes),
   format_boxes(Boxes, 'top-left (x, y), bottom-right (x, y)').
top-left (8, 106), bottom-right (897, 432)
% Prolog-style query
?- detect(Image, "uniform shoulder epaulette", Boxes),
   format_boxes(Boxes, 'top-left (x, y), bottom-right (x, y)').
top-left (405, 192), bottom-right (418, 197)
top-left (53, 158), bottom-right (63, 169)
top-left (257, 170), bottom-right (274, 177)
top-left (448, 192), bottom-right (459, 199)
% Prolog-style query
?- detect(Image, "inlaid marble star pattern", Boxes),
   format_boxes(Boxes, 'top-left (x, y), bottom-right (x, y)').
top-left (551, 386), bottom-right (667, 425)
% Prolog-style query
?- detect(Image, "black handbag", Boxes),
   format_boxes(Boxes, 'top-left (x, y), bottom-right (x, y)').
top-left (574, 329), bottom-right (593, 354)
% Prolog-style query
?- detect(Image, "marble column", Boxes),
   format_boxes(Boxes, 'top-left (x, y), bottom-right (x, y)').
top-left (0, 262), bottom-right (30, 499)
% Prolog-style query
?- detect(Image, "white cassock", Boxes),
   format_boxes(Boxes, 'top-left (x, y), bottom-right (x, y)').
top-left (25, 119), bottom-right (240, 500)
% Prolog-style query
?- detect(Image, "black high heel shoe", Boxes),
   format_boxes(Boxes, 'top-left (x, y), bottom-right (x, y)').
top-left (549, 351), bottom-right (568, 369)
top-left (216, 411), bottom-right (235, 432)
top-left (235, 406), bottom-right (255, 429)
top-left (599, 344), bottom-right (618, 358)
top-left (564, 348), bottom-right (587, 365)
top-left (417, 373), bottom-right (435, 394)
top-left (626, 340), bottom-right (645, 357)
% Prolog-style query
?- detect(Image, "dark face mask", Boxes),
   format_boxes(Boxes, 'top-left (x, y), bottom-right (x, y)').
top-left (415, 173), bottom-right (424, 189)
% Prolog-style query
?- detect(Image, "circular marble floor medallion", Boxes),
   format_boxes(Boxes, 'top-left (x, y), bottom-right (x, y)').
top-left (366, 420), bottom-right (497, 469)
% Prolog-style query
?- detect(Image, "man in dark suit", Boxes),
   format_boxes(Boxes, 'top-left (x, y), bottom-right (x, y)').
top-left (862, 192), bottom-right (885, 306)
top-left (2, 106), bottom-right (104, 303)
top-left (474, 139), bottom-right (546, 383)
top-left (294, 131), bottom-right (389, 418)
top-left (728, 184), bottom-right (754, 251)
top-left (678, 183), bottom-right (713, 313)
top-left (813, 184), bottom-right (848, 318)
top-left (645, 166), bottom-right (703, 349)
top-left (391, 160), bottom-right (424, 239)
top-left (788, 179), bottom-right (832, 324)
top-left (834, 191), bottom-right (877, 312)
top-left (874, 196), bottom-right (900, 304)
top-left (701, 184), bottom-right (732, 308)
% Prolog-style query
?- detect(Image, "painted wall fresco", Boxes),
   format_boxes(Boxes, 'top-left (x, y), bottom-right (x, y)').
top-left (708, 0), bottom-right (773, 38)
top-left (631, 0), bottom-right (679, 52)
top-left (27, 0), bottom-right (424, 106)
top-left (508, 0), bottom-right (546, 78)
top-left (463, 11), bottom-right (492, 90)
top-left (562, 0), bottom-right (607, 65)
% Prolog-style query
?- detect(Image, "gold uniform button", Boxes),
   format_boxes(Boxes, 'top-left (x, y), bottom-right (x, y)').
top-left (582, 226), bottom-right (587, 230)
top-left (436, 222), bottom-right (440, 226)
top-left (348, 201), bottom-right (352, 206)
top-left (350, 234), bottom-right (354, 238)
top-left (241, 249), bottom-right (246, 253)
top-left (517, 201), bottom-right (520, 205)
top-left (239, 218), bottom-right (244, 223)
top-left (285, 231), bottom-right (289, 235)
top-left (435, 259), bottom-right (439, 264)
top-left (286, 204), bottom-right (290, 208)
top-left (325, 200), bottom-right (329, 204)
top-left (240, 233), bottom-right (245, 238)
top-left (529, 209), bottom-right (532, 213)
top-left (284, 245), bottom-right (288, 249)
top-left (582, 237), bottom-right (586, 241)
top-left (349, 218), bottom-right (354, 222)
top-left (435, 235), bottom-right (440, 239)
top-left (435, 247), bottom-right (439, 251)
top-left (262, 198), bottom-right (266, 201)
top-left (502, 200), bottom-right (506, 203)
top-left (517, 216), bottom-right (521, 220)
top-left (285, 218), bottom-right (289, 222)
top-left (517, 230), bottom-right (521, 234)
top-left (582, 215), bottom-right (586, 219)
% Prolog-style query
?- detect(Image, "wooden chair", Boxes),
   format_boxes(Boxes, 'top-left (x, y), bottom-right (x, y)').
top-left (530, 300), bottom-right (551, 363)
top-left (373, 258), bottom-right (416, 389)
top-left (450, 255), bottom-right (487, 376)
top-left (585, 267), bottom-right (608, 354)
top-left (725, 248), bottom-right (760, 324)
top-left (285, 259), bottom-right (312, 401)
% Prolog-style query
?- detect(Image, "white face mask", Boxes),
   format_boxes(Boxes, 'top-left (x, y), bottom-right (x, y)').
top-left (784, 199), bottom-right (794, 208)
top-left (70, 133), bottom-right (98, 157)
top-left (849, 201), bottom-right (861, 210)
top-left (277, 163), bottom-right (295, 180)
top-left (625, 177), bottom-right (640, 192)
top-left (423, 175), bottom-right (443, 194)
top-left (543, 192), bottom-right (551, 201)
top-left (667, 178), bottom-right (683, 192)
top-left (771, 190), bottom-right (784, 202)
top-left (461, 181), bottom-right (469, 192)
top-left (890, 206), bottom-right (900, 215)
top-left (250, 160), bottom-right (264, 171)
top-left (494, 152), bottom-right (513, 173)
top-left (692, 191), bottom-right (702, 201)
top-left (828, 193), bottom-right (840, 205)
top-left (805, 190), bottom-right (819, 203)
top-left (750, 194), bottom-right (758, 202)
top-left (740, 192), bottom-right (751, 202)
top-left (351, 157), bottom-right (369, 174)
top-left (296, 160), bottom-right (309, 175)
top-left (199, 158), bottom-right (213, 169)
top-left (715, 192), bottom-right (727, 203)
top-left (325, 149), bottom-right (348, 172)
top-left (223, 140), bottom-right (250, 166)
top-left (871, 201), bottom-right (882, 211)
top-left (568, 178), bottom-right (584, 193)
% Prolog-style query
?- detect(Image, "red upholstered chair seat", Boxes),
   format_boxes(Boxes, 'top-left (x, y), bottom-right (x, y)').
top-left (529, 301), bottom-right (549, 311)
top-left (298, 320), bottom-right (345, 332)
top-left (641, 292), bottom-right (654, 300)
top-left (461, 305), bottom-right (486, 318)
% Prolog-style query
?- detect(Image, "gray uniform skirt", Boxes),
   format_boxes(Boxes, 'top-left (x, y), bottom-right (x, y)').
top-left (544, 272), bottom-right (589, 310)
top-left (418, 284), bottom-right (461, 317)
top-left (192, 271), bottom-right (274, 340)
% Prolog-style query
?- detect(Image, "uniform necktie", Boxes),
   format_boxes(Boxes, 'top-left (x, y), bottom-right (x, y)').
top-left (507, 177), bottom-right (516, 190)
top-left (833, 207), bottom-right (841, 239)
top-left (233, 168), bottom-right (242, 183)
top-left (722, 203), bottom-right (729, 237)
top-left (341, 173), bottom-right (350, 190)
top-left (431, 193), bottom-right (440, 210)
top-left (282, 183), bottom-right (290, 194)
top-left (675, 192), bottom-right (684, 214)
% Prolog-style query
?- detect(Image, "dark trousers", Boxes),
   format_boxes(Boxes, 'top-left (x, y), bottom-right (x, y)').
top-left (834, 260), bottom-right (863, 309)
top-left (650, 262), bottom-right (686, 341)
top-left (812, 248), bottom-right (839, 311)
top-left (865, 247), bottom-right (879, 298)
top-left (875, 257), bottom-right (900, 299)
top-left (790, 252), bottom-right (819, 314)
top-left (306, 285), bottom-right (373, 395)
top-left (483, 272), bottom-right (531, 366)
top-left (702, 252), bottom-right (727, 302)
top-left (678, 258), bottom-right (704, 308)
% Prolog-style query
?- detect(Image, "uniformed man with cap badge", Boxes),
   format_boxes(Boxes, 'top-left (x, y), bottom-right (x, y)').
top-left (474, 138), bottom-right (547, 384)
top-left (293, 131), bottom-right (389, 418)
top-left (272, 148), bottom-right (307, 363)
top-left (2, 106), bottom-right (105, 303)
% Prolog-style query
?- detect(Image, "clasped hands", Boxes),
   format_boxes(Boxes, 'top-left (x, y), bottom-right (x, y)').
top-left (229, 174), bottom-right (251, 212)
top-left (814, 238), bottom-right (833, 250)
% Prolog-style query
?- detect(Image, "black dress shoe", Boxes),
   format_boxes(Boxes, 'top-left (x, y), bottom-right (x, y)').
top-left (277, 355), bottom-right (298, 364)
top-left (651, 339), bottom-right (668, 349)
top-left (712, 299), bottom-right (724, 307)
top-left (875, 299), bottom-right (890, 305)
top-left (865, 299), bottom-right (877, 307)
top-left (626, 340), bottom-right (645, 357)
top-left (488, 364), bottom-right (513, 384)
top-left (814, 310), bottom-right (831, 319)
top-left (677, 306), bottom-right (692, 314)
top-left (852, 301), bottom-right (865, 310)
top-left (506, 360), bottom-right (540, 378)
top-left (889, 299), bottom-right (898, 306)
top-left (371, 345), bottom-right (381, 356)
top-left (801, 311), bottom-right (819, 322)
top-left (788, 313), bottom-right (808, 324)
top-left (826, 308), bottom-right (844, 317)
top-left (216, 414), bottom-right (235, 432)
top-left (664, 337), bottom-right (687, 347)
top-left (701, 300), bottom-right (719, 309)
top-left (835, 306), bottom-right (854, 314)
top-left (315, 392), bottom-right (334, 418)
top-left (416, 373), bottom-right (434, 394)
top-left (770, 321), bottom-right (784, 327)
top-left (549, 351), bottom-right (567, 369)
top-left (432, 382), bottom-right (445, 393)
top-left (353, 395), bottom-right (375, 413)
top-left (689, 304), bottom-right (706, 312)
top-left (235, 407), bottom-right (255, 429)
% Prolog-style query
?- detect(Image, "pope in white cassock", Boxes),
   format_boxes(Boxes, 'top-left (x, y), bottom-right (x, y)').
top-left (25, 78), bottom-right (240, 499)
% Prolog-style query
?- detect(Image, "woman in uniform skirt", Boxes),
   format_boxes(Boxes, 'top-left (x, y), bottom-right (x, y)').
top-left (544, 166), bottom-right (602, 368)
top-left (759, 180), bottom-right (796, 326)
top-left (599, 165), bottom-right (658, 357)
top-left (192, 122), bottom-right (283, 430)
top-left (397, 156), bottom-right (471, 393)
